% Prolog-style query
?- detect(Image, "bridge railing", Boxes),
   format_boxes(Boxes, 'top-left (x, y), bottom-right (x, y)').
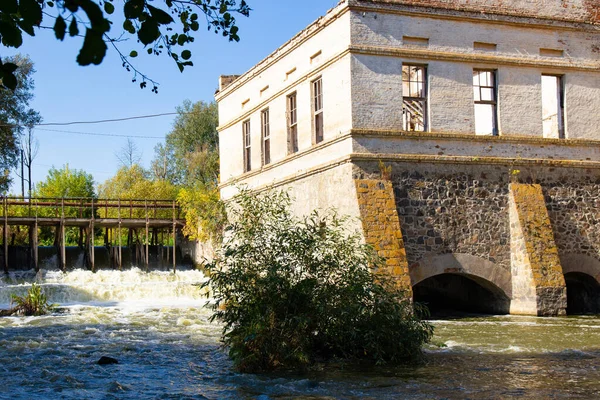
top-left (0, 197), bottom-right (182, 221)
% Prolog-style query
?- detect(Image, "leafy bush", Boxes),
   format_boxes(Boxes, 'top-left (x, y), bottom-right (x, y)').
top-left (10, 283), bottom-right (55, 316)
top-left (204, 189), bottom-right (433, 372)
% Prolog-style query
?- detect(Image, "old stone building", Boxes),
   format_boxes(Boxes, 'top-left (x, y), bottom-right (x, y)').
top-left (216, 0), bottom-right (600, 316)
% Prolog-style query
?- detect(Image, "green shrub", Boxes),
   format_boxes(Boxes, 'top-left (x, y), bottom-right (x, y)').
top-left (10, 283), bottom-right (55, 316)
top-left (204, 189), bottom-right (433, 372)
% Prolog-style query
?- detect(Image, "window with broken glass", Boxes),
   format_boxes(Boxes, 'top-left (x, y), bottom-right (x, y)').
top-left (473, 70), bottom-right (498, 135)
top-left (402, 65), bottom-right (428, 132)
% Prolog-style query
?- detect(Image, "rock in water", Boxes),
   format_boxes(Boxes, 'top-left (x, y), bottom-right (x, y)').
top-left (97, 356), bottom-right (119, 365)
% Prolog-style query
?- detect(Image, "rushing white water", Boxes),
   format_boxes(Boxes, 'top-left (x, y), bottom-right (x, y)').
top-left (0, 268), bottom-right (209, 307)
top-left (0, 268), bottom-right (599, 399)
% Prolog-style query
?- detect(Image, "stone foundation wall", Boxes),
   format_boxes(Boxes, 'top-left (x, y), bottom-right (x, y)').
top-left (353, 161), bottom-right (512, 272)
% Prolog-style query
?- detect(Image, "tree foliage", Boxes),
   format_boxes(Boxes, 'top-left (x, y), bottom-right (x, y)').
top-left (0, 54), bottom-right (40, 193)
top-left (0, 0), bottom-right (251, 91)
top-left (151, 100), bottom-right (221, 241)
top-left (204, 189), bottom-right (434, 372)
top-left (151, 100), bottom-right (218, 186)
top-left (98, 164), bottom-right (177, 218)
top-left (35, 164), bottom-right (95, 199)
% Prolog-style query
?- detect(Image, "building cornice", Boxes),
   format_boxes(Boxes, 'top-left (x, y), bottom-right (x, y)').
top-left (348, 1), bottom-right (600, 31)
top-left (351, 129), bottom-right (600, 148)
top-left (221, 150), bottom-right (600, 196)
top-left (220, 129), bottom-right (600, 190)
top-left (350, 45), bottom-right (600, 72)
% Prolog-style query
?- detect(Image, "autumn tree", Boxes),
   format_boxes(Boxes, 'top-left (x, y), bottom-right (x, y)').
top-left (0, 0), bottom-right (251, 91)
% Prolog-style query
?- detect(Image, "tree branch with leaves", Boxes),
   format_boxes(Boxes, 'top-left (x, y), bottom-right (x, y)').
top-left (0, 0), bottom-right (251, 91)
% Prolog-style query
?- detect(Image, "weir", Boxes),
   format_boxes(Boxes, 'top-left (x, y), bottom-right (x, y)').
top-left (0, 197), bottom-right (187, 273)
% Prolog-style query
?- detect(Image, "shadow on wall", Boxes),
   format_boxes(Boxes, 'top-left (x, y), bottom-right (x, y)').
top-left (564, 272), bottom-right (600, 315)
top-left (560, 253), bottom-right (600, 315)
top-left (413, 273), bottom-right (511, 316)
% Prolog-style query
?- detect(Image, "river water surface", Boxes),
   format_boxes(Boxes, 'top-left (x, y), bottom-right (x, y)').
top-left (0, 269), bottom-right (598, 399)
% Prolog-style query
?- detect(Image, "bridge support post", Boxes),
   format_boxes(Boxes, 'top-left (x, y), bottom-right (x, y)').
top-left (3, 197), bottom-right (8, 274)
top-left (172, 201), bottom-right (176, 274)
top-left (89, 221), bottom-right (95, 272)
top-left (509, 183), bottom-right (566, 316)
top-left (30, 221), bottom-right (38, 272)
top-left (60, 222), bottom-right (66, 272)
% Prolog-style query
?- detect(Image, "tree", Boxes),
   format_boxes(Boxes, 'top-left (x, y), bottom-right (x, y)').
top-left (116, 138), bottom-right (143, 168)
top-left (34, 164), bottom-right (96, 245)
top-left (151, 100), bottom-right (219, 186)
top-left (0, 54), bottom-right (41, 193)
top-left (99, 164), bottom-right (177, 200)
top-left (35, 164), bottom-right (96, 199)
top-left (204, 189), bottom-right (434, 372)
top-left (15, 110), bottom-right (43, 197)
top-left (0, 1), bottom-right (251, 91)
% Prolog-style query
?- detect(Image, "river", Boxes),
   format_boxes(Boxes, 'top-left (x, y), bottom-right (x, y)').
top-left (0, 269), bottom-right (598, 399)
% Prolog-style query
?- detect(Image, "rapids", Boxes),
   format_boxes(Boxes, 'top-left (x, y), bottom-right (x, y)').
top-left (0, 268), bottom-right (599, 399)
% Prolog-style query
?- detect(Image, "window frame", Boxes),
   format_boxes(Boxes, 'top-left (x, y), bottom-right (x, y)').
top-left (472, 69), bottom-right (499, 136)
top-left (401, 64), bottom-right (428, 132)
top-left (287, 92), bottom-right (298, 154)
top-left (261, 108), bottom-right (271, 166)
top-left (242, 119), bottom-right (251, 173)
top-left (541, 74), bottom-right (565, 139)
top-left (312, 76), bottom-right (324, 144)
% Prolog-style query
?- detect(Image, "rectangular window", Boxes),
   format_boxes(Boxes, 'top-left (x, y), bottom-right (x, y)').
top-left (541, 75), bottom-right (565, 139)
top-left (261, 109), bottom-right (271, 165)
top-left (402, 65), bottom-right (427, 132)
top-left (312, 77), bottom-right (324, 143)
top-left (242, 119), bottom-right (251, 172)
top-left (473, 70), bottom-right (498, 135)
top-left (287, 92), bottom-right (298, 154)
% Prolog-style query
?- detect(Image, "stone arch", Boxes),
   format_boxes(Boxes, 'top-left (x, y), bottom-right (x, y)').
top-left (560, 253), bottom-right (600, 284)
top-left (410, 253), bottom-right (512, 299)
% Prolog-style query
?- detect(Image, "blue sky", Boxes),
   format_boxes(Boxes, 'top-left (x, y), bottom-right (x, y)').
top-left (6, 1), bottom-right (339, 194)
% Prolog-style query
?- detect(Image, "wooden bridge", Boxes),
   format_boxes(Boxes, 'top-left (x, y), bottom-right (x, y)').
top-left (1, 197), bottom-right (186, 273)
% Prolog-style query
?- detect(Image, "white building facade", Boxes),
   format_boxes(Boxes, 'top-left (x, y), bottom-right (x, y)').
top-left (216, 0), bottom-right (600, 316)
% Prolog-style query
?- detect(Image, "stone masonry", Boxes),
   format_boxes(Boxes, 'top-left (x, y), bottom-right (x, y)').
top-left (509, 183), bottom-right (567, 316)
top-left (355, 179), bottom-right (411, 292)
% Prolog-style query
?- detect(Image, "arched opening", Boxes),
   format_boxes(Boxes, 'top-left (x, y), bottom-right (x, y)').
top-left (564, 272), bottom-right (600, 315)
top-left (413, 273), bottom-right (511, 316)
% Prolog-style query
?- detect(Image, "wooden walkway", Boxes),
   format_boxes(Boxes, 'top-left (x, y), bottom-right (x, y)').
top-left (1, 197), bottom-right (186, 273)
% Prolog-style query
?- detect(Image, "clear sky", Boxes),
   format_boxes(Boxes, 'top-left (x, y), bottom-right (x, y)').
top-left (5, 1), bottom-right (339, 194)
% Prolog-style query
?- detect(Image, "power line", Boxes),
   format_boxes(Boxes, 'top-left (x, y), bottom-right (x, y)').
top-left (0, 111), bottom-right (185, 128)
top-left (35, 127), bottom-right (165, 139)
top-left (38, 112), bottom-right (180, 126)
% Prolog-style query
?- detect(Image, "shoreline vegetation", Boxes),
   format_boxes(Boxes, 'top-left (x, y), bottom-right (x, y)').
top-left (0, 283), bottom-right (55, 317)
top-left (203, 188), bottom-right (434, 372)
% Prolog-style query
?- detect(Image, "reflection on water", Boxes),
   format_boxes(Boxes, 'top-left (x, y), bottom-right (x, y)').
top-left (0, 269), bottom-right (599, 399)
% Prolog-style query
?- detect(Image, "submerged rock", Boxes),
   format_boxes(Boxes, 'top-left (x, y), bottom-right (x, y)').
top-left (97, 356), bottom-right (119, 365)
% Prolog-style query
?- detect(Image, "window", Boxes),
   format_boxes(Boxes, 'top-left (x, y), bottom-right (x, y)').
top-left (287, 92), bottom-right (298, 154)
top-left (242, 119), bottom-right (251, 172)
top-left (402, 65), bottom-right (427, 132)
top-left (312, 77), bottom-right (324, 143)
top-left (541, 75), bottom-right (565, 139)
top-left (473, 70), bottom-right (498, 135)
top-left (261, 109), bottom-right (271, 165)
